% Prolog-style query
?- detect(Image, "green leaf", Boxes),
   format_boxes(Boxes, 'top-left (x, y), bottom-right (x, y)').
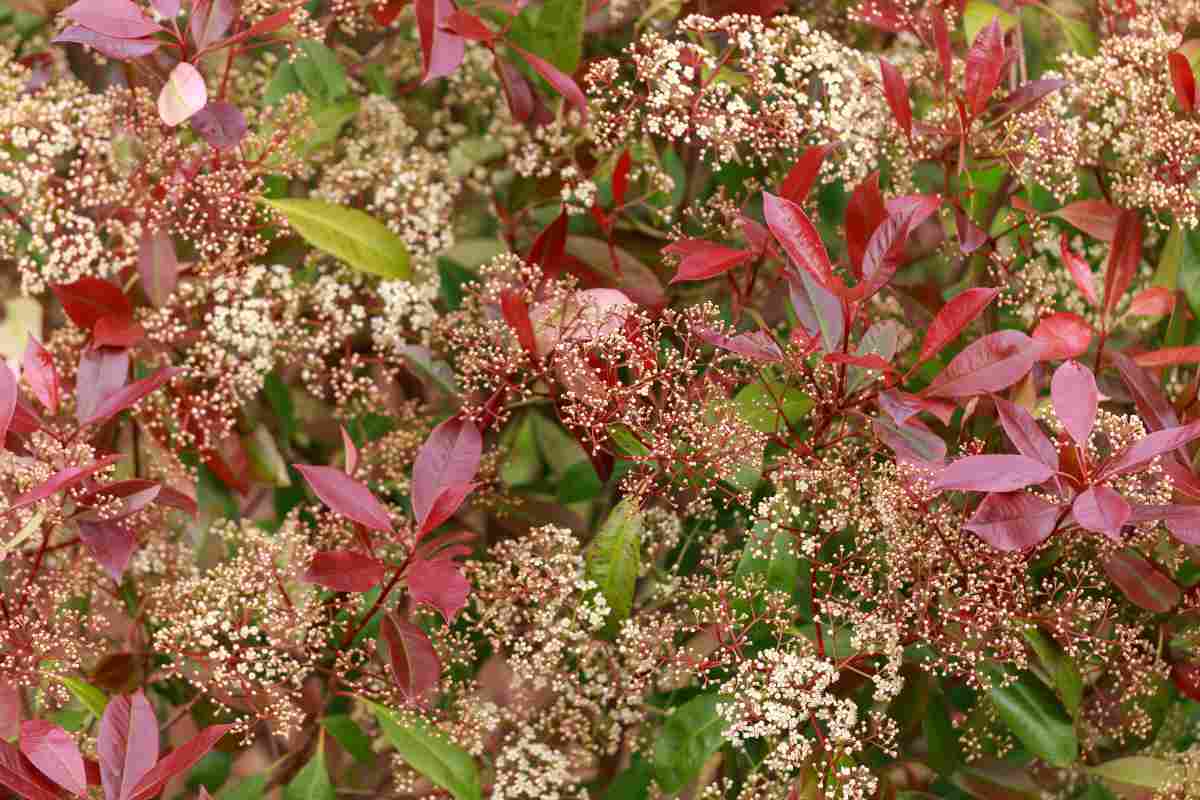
top-left (964, 0), bottom-right (1017, 43)
top-left (923, 691), bottom-right (961, 775)
top-left (609, 423), bottom-right (650, 458)
top-left (506, 0), bottom-right (585, 74)
top-left (1022, 628), bottom-right (1083, 718)
top-left (284, 747), bottom-right (334, 800)
top-left (1050, 10), bottom-right (1097, 57)
top-left (187, 751), bottom-right (233, 792)
top-left (734, 380), bottom-right (812, 434)
top-left (652, 693), bottom-right (728, 795)
top-left (264, 62), bottom-right (301, 105)
top-left (558, 460), bottom-right (604, 504)
top-left (264, 198), bottom-right (410, 280)
top-left (604, 755), bottom-right (651, 799)
top-left (218, 775), bottom-right (268, 800)
top-left (734, 520), bottom-right (800, 601)
top-left (370, 702), bottom-right (483, 800)
top-left (56, 675), bottom-right (108, 717)
top-left (292, 41), bottom-right (349, 103)
top-left (437, 258), bottom-right (477, 312)
top-left (264, 372), bottom-right (296, 441)
top-left (585, 498), bottom-right (642, 632)
top-left (982, 664), bottom-right (1078, 767)
top-left (299, 98), bottom-right (359, 156)
top-left (1153, 222), bottom-right (1184, 290)
top-left (321, 714), bottom-right (374, 763)
top-left (1087, 756), bottom-right (1176, 789)
top-left (1177, 226), bottom-right (1200, 318)
top-left (500, 413), bottom-right (543, 488)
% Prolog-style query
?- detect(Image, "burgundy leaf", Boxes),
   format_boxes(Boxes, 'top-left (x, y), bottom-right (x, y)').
top-left (80, 367), bottom-right (181, 427)
top-left (417, 481), bottom-right (474, 539)
top-left (779, 143), bottom-right (834, 205)
top-left (128, 724), bottom-right (232, 800)
top-left (411, 416), bottom-right (483, 527)
top-left (512, 45), bottom-right (587, 120)
top-left (11, 398), bottom-right (43, 436)
top-left (302, 550), bottom-right (386, 593)
top-left (60, 0), bottom-right (161, 38)
top-left (931, 8), bottom-right (951, 84)
top-left (934, 454), bottom-right (1056, 492)
top-left (885, 194), bottom-right (942, 229)
top-left (922, 330), bottom-right (1040, 398)
top-left (3, 455), bottom-right (123, 517)
top-left (763, 191), bottom-right (838, 291)
top-left (92, 314), bottom-right (145, 349)
top-left (872, 415), bottom-right (947, 467)
top-left (1169, 51), bottom-right (1197, 113)
top-left (0, 739), bottom-right (60, 800)
top-left (696, 327), bottom-right (783, 362)
top-left (878, 57), bottom-right (911, 139)
top-left (416, 0), bottom-right (465, 83)
top-left (994, 396), bottom-right (1058, 470)
top-left (136, 230), bottom-right (178, 309)
top-left (20, 721), bottom-right (87, 797)
top-left (843, 173), bottom-right (887, 277)
top-left (964, 18), bottom-right (1006, 115)
top-left (153, 486), bottom-right (198, 517)
top-left (379, 613), bottom-right (441, 700)
top-left (1032, 312), bottom-right (1092, 361)
top-left (963, 491), bottom-right (1062, 551)
top-left (294, 465), bottom-right (394, 532)
top-left (528, 210), bottom-right (568, 275)
top-left (1129, 503), bottom-right (1200, 545)
top-left (1133, 346), bottom-right (1200, 368)
top-left (1072, 486), bottom-right (1130, 541)
top-left (1103, 210), bottom-right (1143, 319)
top-left (1051, 360), bottom-right (1098, 446)
top-left (954, 207), bottom-right (988, 254)
top-left (1050, 199), bottom-right (1122, 242)
top-left (0, 685), bottom-right (18, 741)
top-left (992, 78), bottom-right (1068, 117)
top-left (189, 101), bottom-right (247, 151)
top-left (405, 557), bottom-right (470, 622)
top-left (221, 6), bottom-right (292, 45)
top-left (664, 240), bottom-right (755, 283)
top-left (495, 57), bottom-right (534, 124)
top-left (1103, 421), bottom-right (1200, 477)
top-left (1112, 351), bottom-right (1178, 430)
top-left (189, 0), bottom-right (234, 50)
top-left (0, 364), bottom-right (15, 451)
top-left (846, 214), bottom-right (907, 300)
top-left (52, 278), bottom-right (132, 332)
top-left (917, 288), bottom-right (998, 365)
top-left (877, 389), bottom-right (923, 425)
top-left (787, 267), bottom-right (845, 353)
top-left (78, 520), bottom-right (137, 583)
top-left (1059, 233), bottom-right (1099, 306)
top-left (1128, 287), bottom-right (1176, 317)
top-left (98, 691), bottom-right (158, 800)
top-left (341, 426), bottom-right (359, 476)
top-left (52, 25), bottom-right (161, 59)
top-left (611, 149), bottom-right (631, 209)
top-left (74, 480), bottom-right (161, 521)
top-left (500, 289), bottom-right (537, 356)
top-left (1103, 549), bottom-right (1180, 613)
top-left (442, 9), bottom-right (493, 41)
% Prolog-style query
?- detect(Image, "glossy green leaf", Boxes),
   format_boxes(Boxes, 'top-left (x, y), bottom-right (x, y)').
top-left (735, 380), bottom-right (813, 434)
top-left (558, 460), bottom-right (603, 504)
top-left (507, 0), bottom-right (585, 74)
top-left (56, 675), bottom-right (108, 717)
top-left (299, 98), bottom-right (359, 156)
top-left (585, 498), bottom-right (642, 631)
top-left (370, 701), bottom-right (483, 800)
top-left (964, 0), bottom-right (1017, 43)
top-left (1087, 756), bottom-right (1175, 789)
top-left (218, 775), bottom-right (267, 800)
top-left (284, 747), bottom-right (334, 800)
top-left (609, 423), bottom-right (651, 458)
top-left (264, 198), bottom-right (410, 280)
top-left (604, 755), bottom-right (651, 799)
top-left (500, 413), bottom-right (542, 488)
top-left (186, 751), bottom-right (232, 792)
top-left (982, 664), bottom-right (1078, 767)
top-left (292, 40), bottom-right (348, 103)
top-left (653, 693), bottom-right (728, 794)
top-left (1022, 628), bottom-right (1083, 717)
top-left (923, 691), bottom-right (962, 775)
top-left (1049, 9), bottom-right (1097, 57)
top-left (321, 714), bottom-right (374, 763)
top-left (734, 520), bottom-right (800, 600)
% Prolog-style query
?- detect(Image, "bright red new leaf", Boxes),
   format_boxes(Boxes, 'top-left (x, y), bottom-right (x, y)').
top-left (304, 549), bottom-right (387, 592)
top-left (1050, 199), bottom-right (1122, 242)
top-left (917, 288), bottom-right (998, 365)
top-left (1128, 287), bottom-right (1176, 317)
top-left (129, 724), bottom-right (233, 800)
top-left (416, 481), bottom-right (474, 539)
top-left (411, 416), bottom-right (482, 527)
top-left (51, 278), bottom-right (132, 332)
top-left (1169, 51), bottom-right (1197, 113)
top-left (1103, 210), bottom-right (1143, 319)
top-left (779, 143), bottom-right (834, 205)
top-left (416, 0), bottom-right (465, 83)
top-left (922, 330), bottom-right (1040, 398)
top-left (843, 173), bottom-right (887, 276)
top-left (1032, 312), bottom-right (1092, 361)
top-left (512, 45), bottom-right (588, 120)
top-left (879, 57), bottom-right (911, 140)
top-left (763, 191), bottom-right (837, 290)
top-left (963, 18), bottom-right (1006, 115)
top-left (664, 240), bottom-right (755, 283)
top-left (1058, 233), bottom-right (1099, 306)
top-left (20, 721), bottom-right (87, 798)
top-left (405, 556), bottom-right (470, 622)
top-left (98, 691), bottom-right (158, 800)
top-left (294, 464), bottom-right (394, 532)
top-left (380, 613), bottom-right (441, 700)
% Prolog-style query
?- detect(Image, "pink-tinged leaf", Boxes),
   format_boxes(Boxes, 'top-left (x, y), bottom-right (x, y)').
top-left (76, 347), bottom-right (129, 425)
top-left (158, 62), bottom-right (207, 127)
top-left (128, 724), bottom-right (232, 800)
top-left (2, 455), bottom-right (123, 517)
top-left (664, 240), bottom-right (754, 283)
top-left (11, 398), bottom-right (43, 436)
top-left (1126, 287), bottom-right (1175, 317)
top-left (845, 214), bottom-right (907, 300)
top-left (611, 149), bottom-right (631, 209)
top-left (763, 191), bottom-right (837, 289)
top-left (152, 486), bottom-right (198, 517)
top-left (52, 278), bottom-right (132, 332)
top-left (1170, 51), bottom-right (1197, 113)
top-left (500, 289), bottom-right (537, 356)
top-left (696, 327), bottom-right (783, 362)
top-left (1050, 199), bottom-right (1122, 242)
top-left (934, 454), bottom-right (1056, 492)
top-left (1112, 351), bottom-right (1178, 430)
top-left (189, 0), bottom-right (233, 49)
top-left (74, 480), bottom-right (161, 521)
top-left (994, 396), bottom-right (1058, 469)
top-left (931, 8), bottom-right (952, 85)
top-left (1103, 549), bottom-right (1180, 613)
top-left (923, 330), bottom-right (1040, 398)
top-left (405, 557), bottom-right (470, 622)
top-left (1059, 233), bottom-right (1099, 306)
top-left (1051, 360), bottom-right (1098, 446)
top-left (92, 314), bottom-right (145, 349)
top-left (53, 25), bottom-right (161, 59)
top-left (137, 229), bottom-right (178, 308)
top-left (992, 78), bottom-right (1068, 117)
top-left (825, 352), bottom-right (894, 372)
top-left (1032, 312), bottom-right (1092, 361)
top-left (411, 416), bottom-right (483, 527)
top-left (787, 267), bottom-right (845, 353)
top-left (917, 288), bottom-right (999, 365)
top-left (294, 465), bottom-right (394, 532)
top-left (190, 101), bottom-right (246, 151)
top-left (878, 389), bottom-right (924, 425)
top-left (78, 520), bottom-right (137, 583)
top-left (873, 415), bottom-right (946, 467)
top-left (20, 721), bottom-right (87, 797)
top-left (1103, 210), bottom-right (1143, 319)
top-left (964, 18), bottom-right (1006, 115)
top-left (1134, 346), bottom-right (1200, 367)
top-left (61, 0), bottom-right (161, 38)
top-left (379, 613), bottom-right (441, 700)
top-left (1072, 486), bottom-right (1130, 541)
top-left (954, 207), bottom-right (988, 254)
top-left (417, 481), bottom-right (474, 539)
top-left (512, 45), bottom-right (588, 120)
top-left (0, 739), bottom-right (61, 800)
top-left (885, 193), bottom-right (942, 229)
top-left (416, 0), bottom-right (465, 83)
top-left (221, 5), bottom-right (292, 45)
top-left (150, 0), bottom-right (179, 18)
top-left (0, 685), bottom-right (18, 741)
top-left (0, 365), bottom-right (15, 451)
top-left (442, 9), bottom-right (494, 42)
top-left (1103, 421), bottom-right (1200, 478)
top-left (843, 173), bottom-right (887, 277)
top-left (963, 491), bottom-right (1062, 551)
top-left (302, 550), bottom-right (386, 592)
top-left (341, 427), bottom-right (359, 475)
top-left (496, 57), bottom-right (534, 123)
top-left (80, 367), bottom-right (180, 427)
top-left (1130, 503), bottom-right (1200, 545)
top-left (779, 143), bottom-right (834, 205)
top-left (98, 691), bottom-right (158, 800)
top-left (879, 57), bottom-right (911, 139)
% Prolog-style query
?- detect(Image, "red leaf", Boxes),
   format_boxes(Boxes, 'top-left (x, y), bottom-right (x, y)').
top-left (52, 25), bottom-right (160, 59)
top-left (1102, 420), bottom-right (1200, 478)
top-left (500, 289), bottom-right (538, 356)
top-left (75, 347), bottom-right (129, 425)
top-left (129, 725), bottom-right (232, 800)
top-left (416, 482), bottom-right (474, 539)
top-left (1051, 360), bottom-right (1097, 446)
top-left (406, 557), bottom-right (470, 622)
top-left (787, 267), bottom-right (845, 353)
top-left (78, 520), bottom-right (137, 583)
top-left (934, 454), bottom-right (1056, 492)
top-left (295, 465), bottom-right (394, 532)
top-left (931, 8), bottom-right (952, 85)
top-left (873, 415), bottom-right (946, 467)
top-left (51, 278), bottom-right (132, 332)
top-left (885, 193), bottom-right (942, 229)
top-left (1134, 346), bottom-right (1200, 367)
top-left (1032, 312), bottom-right (1092, 361)
top-left (416, 0), bottom-right (465, 83)
top-left (379, 613), bottom-right (441, 700)
top-left (304, 549), bottom-right (386, 592)
top-left (1130, 503), bottom-right (1200, 545)
top-left (845, 214), bottom-right (907, 300)
top-left (762, 191), bottom-right (837, 290)
top-left (923, 330), bottom-right (1040, 398)
top-left (994, 396), bottom-right (1058, 469)
top-left (0, 364), bottom-right (15, 451)
top-left (1128, 287), bottom-right (1176, 317)
top-left (411, 416), bottom-right (483, 528)
top-left (80, 367), bottom-right (180, 427)
top-left (512, 45), bottom-right (588, 120)
top-left (190, 101), bottom-right (247, 152)
top-left (963, 491), bottom-right (1062, 551)
top-left (341, 426), bottom-right (359, 476)
top-left (843, 173), bottom-right (887, 277)
top-left (92, 314), bottom-right (145, 349)
top-left (442, 9), bottom-right (494, 41)
top-left (1072, 486), bottom-right (1130, 541)
top-left (879, 57), bottom-right (911, 140)
top-left (917, 287), bottom-right (998, 365)
top-left (1113, 351), bottom-right (1178, 430)
top-left (779, 143), bottom-right (834, 205)
top-left (992, 78), bottom-right (1068, 117)
top-left (136, 230), bottom-right (179, 309)
top-left (98, 691), bottom-right (158, 800)
top-left (2, 455), bottom-right (123, 517)
top-left (189, 0), bottom-right (233, 49)
top-left (0, 739), bottom-right (61, 800)
top-left (964, 18), bottom-right (1006, 115)
top-left (370, 0), bottom-right (407, 25)
top-left (1104, 210), bottom-right (1143, 319)
top-left (696, 327), bottom-right (783, 362)
top-left (60, 0), bottom-right (161, 38)
top-left (1058, 233), bottom-right (1099, 306)
top-left (496, 57), bottom-right (534, 124)
top-left (611, 150), bottom-right (631, 209)
top-left (1169, 51), bottom-right (1197, 113)
top-left (1103, 549), bottom-right (1180, 613)
top-left (528, 210), bottom-right (569, 276)
top-left (664, 240), bottom-right (755, 283)
top-left (20, 721), bottom-right (86, 797)
top-left (1050, 199), bottom-right (1122, 242)
top-left (824, 352), bottom-right (894, 372)
top-left (954, 207), bottom-right (988, 254)
top-left (222, 5), bottom-right (293, 45)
